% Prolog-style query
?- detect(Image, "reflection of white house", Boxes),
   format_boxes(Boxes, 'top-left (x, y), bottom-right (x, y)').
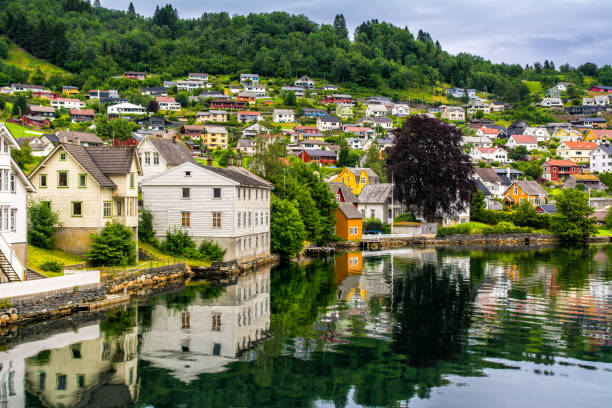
top-left (139, 268), bottom-right (271, 382)
top-left (0, 323), bottom-right (139, 408)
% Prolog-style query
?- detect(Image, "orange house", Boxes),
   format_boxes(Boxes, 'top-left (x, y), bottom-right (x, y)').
top-left (503, 180), bottom-right (548, 207)
top-left (334, 252), bottom-right (363, 284)
top-left (336, 202), bottom-right (363, 241)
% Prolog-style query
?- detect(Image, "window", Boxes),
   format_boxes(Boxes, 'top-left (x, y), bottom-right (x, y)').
top-left (56, 374), bottom-right (67, 390)
top-left (370, 209), bottom-right (375, 218)
top-left (144, 152), bottom-right (151, 165)
top-left (77, 374), bottom-right (85, 388)
top-left (10, 209), bottom-right (16, 232)
top-left (181, 211), bottom-right (191, 227)
top-left (103, 201), bottom-right (112, 217)
top-left (237, 212), bottom-right (241, 227)
top-left (78, 174), bottom-right (86, 188)
top-left (185, 171), bottom-right (191, 177)
top-left (248, 189), bottom-right (251, 199)
top-left (213, 188), bottom-right (221, 198)
top-left (72, 202), bottom-right (82, 217)
top-left (116, 200), bottom-right (122, 216)
top-left (213, 212), bottom-right (222, 228)
top-left (130, 173), bottom-right (135, 188)
top-left (181, 312), bottom-right (190, 329)
top-left (212, 343), bottom-right (221, 356)
top-left (514, 186), bottom-right (518, 195)
top-left (3, 169), bottom-right (7, 192)
top-left (361, 177), bottom-right (366, 184)
top-left (58, 171), bottom-right (68, 188)
top-left (212, 314), bottom-right (221, 331)
top-left (182, 188), bottom-right (190, 199)
top-left (71, 344), bottom-right (82, 359)
top-left (248, 212), bottom-right (251, 227)
top-left (38, 372), bottom-right (46, 390)
top-left (10, 172), bottom-right (15, 193)
top-left (59, 152), bottom-right (67, 161)
top-left (153, 152), bottom-right (159, 164)
top-left (39, 174), bottom-right (47, 188)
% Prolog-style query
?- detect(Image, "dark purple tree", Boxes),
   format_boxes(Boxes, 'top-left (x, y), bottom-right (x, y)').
top-left (386, 115), bottom-right (475, 222)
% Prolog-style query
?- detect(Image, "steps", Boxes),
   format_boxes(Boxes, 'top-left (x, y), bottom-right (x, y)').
top-left (25, 268), bottom-right (46, 280)
top-left (0, 250), bottom-right (20, 282)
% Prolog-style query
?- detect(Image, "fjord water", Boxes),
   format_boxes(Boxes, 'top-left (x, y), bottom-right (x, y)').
top-left (4, 246), bottom-right (612, 408)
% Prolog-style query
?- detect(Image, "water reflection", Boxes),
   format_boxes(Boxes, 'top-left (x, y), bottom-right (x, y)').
top-left (0, 246), bottom-right (610, 407)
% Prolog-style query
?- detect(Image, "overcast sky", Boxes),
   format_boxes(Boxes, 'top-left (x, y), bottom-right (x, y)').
top-left (106, 0), bottom-right (611, 67)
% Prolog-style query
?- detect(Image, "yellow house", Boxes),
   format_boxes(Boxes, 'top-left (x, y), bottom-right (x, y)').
top-left (503, 180), bottom-right (548, 207)
top-left (62, 86), bottom-right (79, 96)
top-left (552, 128), bottom-right (583, 140)
top-left (583, 129), bottom-right (612, 143)
top-left (203, 125), bottom-right (228, 149)
top-left (331, 167), bottom-right (380, 195)
top-left (28, 143), bottom-right (141, 254)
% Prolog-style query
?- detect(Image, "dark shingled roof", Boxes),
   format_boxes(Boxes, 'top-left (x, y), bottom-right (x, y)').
top-left (148, 136), bottom-right (197, 166)
top-left (204, 165), bottom-right (273, 188)
top-left (475, 179), bottom-right (491, 196)
top-left (338, 202), bottom-right (363, 219)
top-left (55, 130), bottom-right (103, 145)
top-left (62, 144), bottom-right (136, 187)
top-left (474, 167), bottom-right (502, 184)
top-left (328, 182), bottom-right (358, 203)
top-left (358, 183), bottom-right (393, 203)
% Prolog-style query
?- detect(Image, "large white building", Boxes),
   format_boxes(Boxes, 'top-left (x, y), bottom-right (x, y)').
top-left (272, 109), bottom-right (295, 123)
top-left (107, 103), bottom-right (146, 115)
top-left (50, 98), bottom-right (85, 110)
top-left (137, 135), bottom-right (197, 180)
top-left (141, 162), bottom-right (273, 263)
top-left (0, 124), bottom-right (36, 282)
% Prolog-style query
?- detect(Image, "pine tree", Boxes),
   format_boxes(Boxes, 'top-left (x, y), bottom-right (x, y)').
top-left (333, 14), bottom-right (348, 39)
top-left (128, 2), bottom-right (135, 15)
top-left (94, 0), bottom-right (101, 7)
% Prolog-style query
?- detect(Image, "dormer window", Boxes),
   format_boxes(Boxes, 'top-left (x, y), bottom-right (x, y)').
top-left (59, 152), bottom-right (67, 161)
top-left (2, 139), bottom-right (7, 153)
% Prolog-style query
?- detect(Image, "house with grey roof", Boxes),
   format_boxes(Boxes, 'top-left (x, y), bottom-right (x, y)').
top-left (141, 162), bottom-right (273, 263)
top-left (53, 130), bottom-right (104, 146)
top-left (16, 136), bottom-right (54, 157)
top-left (137, 135), bottom-right (197, 180)
top-left (28, 144), bottom-right (141, 254)
top-left (356, 183), bottom-right (404, 224)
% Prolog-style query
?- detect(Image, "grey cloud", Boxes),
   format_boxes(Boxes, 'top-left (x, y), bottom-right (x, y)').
top-left (105, 0), bottom-right (611, 66)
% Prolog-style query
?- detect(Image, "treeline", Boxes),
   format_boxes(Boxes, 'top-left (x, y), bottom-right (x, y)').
top-left (0, 0), bottom-right (533, 101)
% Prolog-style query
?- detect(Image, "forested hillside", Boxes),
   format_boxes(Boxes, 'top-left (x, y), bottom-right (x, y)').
top-left (0, 0), bottom-right (610, 101)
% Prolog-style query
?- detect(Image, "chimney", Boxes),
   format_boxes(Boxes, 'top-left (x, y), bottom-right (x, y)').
top-left (74, 136), bottom-right (80, 146)
top-left (228, 156), bottom-right (234, 166)
top-left (207, 156), bottom-right (213, 167)
top-left (506, 167), bottom-right (510, 178)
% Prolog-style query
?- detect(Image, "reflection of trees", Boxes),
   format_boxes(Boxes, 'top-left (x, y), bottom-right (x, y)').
top-left (391, 263), bottom-right (474, 367)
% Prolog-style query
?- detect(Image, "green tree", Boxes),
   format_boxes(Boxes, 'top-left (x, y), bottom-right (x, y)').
top-left (363, 141), bottom-right (386, 182)
top-left (198, 240), bottom-right (226, 262)
top-left (270, 195), bottom-right (305, 258)
top-left (605, 207), bottom-right (612, 230)
top-left (12, 95), bottom-right (27, 116)
top-left (550, 189), bottom-right (595, 243)
top-left (470, 190), bottom-right (486, 222)
top-left (95, 117), bottom-right (137, 140)
top-left (87, 221), bottom-right (137, 266)
top-left (333, 14), bottom-right (348, 39)
top-left (11, 143), bottom-right (34, 170)
top-left (508, 145), bottom-right (528, 161)
top-left (27, 200), bottom-right (61, 248)
top-left (283, 91), bottom-right (297, 106)
top-left (127, 2), bottom-right (135, 15)
top-left (0, 96), bottom-right (5, 111)
top-left (161, 229), bottom-right (195, 257)
top-left (138, 208), bottom-right (157, 245)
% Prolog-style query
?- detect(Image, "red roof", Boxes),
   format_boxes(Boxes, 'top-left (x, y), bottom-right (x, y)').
top-left (156, 96), bottom-right (176, 103)
top-left (586, 129), bottom-right (612, 139)
top-left (345, 126), bottom-right (372, 133)
top-left (294, 125), bottom-right (318, 130)
top-left (545, 160), bottom-right (578, 166)
top-left (479, 128), bottom-right (499, 134)
top-left (53, 97), bottom-right (80, 102)
top-left (561, 141), bottom-right (597, 149)
top-left (510, 134), bottom-right (537, 144)
top-left (238, 111), bottom-right (260, 115)
top-left (477, 147), bottom-right (502, 153)
top-left (70, 108), bottom-right (94, 115)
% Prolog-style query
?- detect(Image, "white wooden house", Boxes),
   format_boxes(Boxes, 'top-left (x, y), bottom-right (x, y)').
top-left (141, 163), bottom-right (273, 263)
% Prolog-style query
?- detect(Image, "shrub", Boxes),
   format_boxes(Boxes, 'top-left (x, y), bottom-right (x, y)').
top-left (394, 213), bottom-right (418, 223)
top-left (162, 229), bottom-right (195, 257)
top-left (27, 200), bottom-right (61, 248)
top-left (138, 208), bottom-right (158, 245)
top-left (40, 260), bottom-right (63, 273)
top-left (86, 221), bottom-right (137, 266)
top-left (198, 240), bottom-right (226, 262)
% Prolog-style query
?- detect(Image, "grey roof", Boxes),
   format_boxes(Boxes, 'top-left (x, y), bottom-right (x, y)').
top-left (16, 136), bottom-right (37, 146)
top-left (596, 144), bottom-right (612, 154)
top-left (537, 204), bottom-right (557, 214)
top-left (328, 182), bottom-right (358, 203)
top-left (61, 144), bottom-right (117, 187)
top-left (318, 115), bottom-right (340, 122)
top-left (302, 149), bottom-right (337, 158)
top-left (513, 180), bottom-right (547, 197)
top-left (204, 165), bottom-right (273, 188)
top-left (338, 202), bottom-right (363, 219)
top-left (28, 105), bottom-right (55, 113)
top-left (55, 130), bottom-right (103, 145)
top-left (148, 136), bottom-right (197, 166)
top-left (237, 139), bottom-right (255, 148)
top-left (347, 167), bottom-right (379, 180)
top-left (475, 179), bottom-right (491, 196)
top-left (474, 167), bottom-right (502, 184)
top-left (358, 183), bottom-right (393, 203)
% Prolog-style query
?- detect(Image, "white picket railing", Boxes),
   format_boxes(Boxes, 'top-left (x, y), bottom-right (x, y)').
top-left (362, 233), bottom-right (417, 241)
top-left (0, 232), bottom-right (24, 281)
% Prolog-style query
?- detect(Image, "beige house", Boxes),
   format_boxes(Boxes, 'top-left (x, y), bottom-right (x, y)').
top-left (28, 144), bottom-right (141, 254)
top-left (203, 125), bottom-right (229, 149)
top-left (441, 106), bottom-right (466, 121)
top-left (556, 141), bottom-right (597, 163)
top-left (196, 110), bottom-right (228, 123)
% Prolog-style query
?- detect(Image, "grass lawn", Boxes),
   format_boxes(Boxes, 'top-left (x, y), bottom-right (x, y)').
top-left (522, 80), bottom-right (543, 95)
top-left (6, 42), bottom-right (68, 76)
top-left (595, 228), bottom-right (612, 237)
top-left (139, 241), bottom-right (212, 267)
top-left (3, 121), bottom-right (44, 138)
top-left (27, 244), bottom-right (86, 277)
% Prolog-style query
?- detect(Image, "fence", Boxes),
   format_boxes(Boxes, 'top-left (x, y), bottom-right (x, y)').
top-left (99, 257), bottom-right (186, 279)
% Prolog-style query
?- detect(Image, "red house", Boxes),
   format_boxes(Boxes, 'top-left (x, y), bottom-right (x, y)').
top-left (20, 115), bottom-right (50, 128)
top-left (589, 85), bottom-right (612, 93)
top-left (298, 149), bottom-right (337, 164)
top-left (112, 137), bottom-right (140, 146)
top-left (322, 94), bottom-right (353, 104)
top-left (293, 125), bottom-right (319, 134)
top-left (542, 159), bottom-right (579, 182)
top-left (125, 71), bottom-right (146, 80)
top-left (210, 99), bottom-right (246, 109)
